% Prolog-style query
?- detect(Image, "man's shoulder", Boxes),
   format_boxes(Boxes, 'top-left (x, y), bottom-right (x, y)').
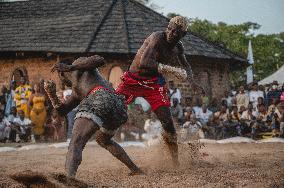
top-left (148, 31), bottom-right (164, 42)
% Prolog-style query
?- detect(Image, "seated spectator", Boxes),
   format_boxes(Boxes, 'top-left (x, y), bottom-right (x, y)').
top-left (13, 110), bottom-right (33, 142)
top-left (208, 98), bottom-right (219, 113)
top-left (236, 86), bottom-right (249, 109)
top-left (0, 110), bottom-right (11, 142)
top-left (214, 105), bottom-right (229, 122)
top-left (141, 113), bottom-right (162, 141)
top-left (251, 104), bottom-right (269, 139)
top-left (240, 103), bottom-right (256, 135)
top-left (230, 105), bottom-right (242, 135)
top-left (181, 114), bottom-right (203, 141)
top-left (268, 98), bottom-right (281, 117)
top-left (6, 107), bottom-right (19, 142)
top-left (214, 105), bottom-right (230, 139)
top-left (171, 98), bottom-right (184, 125)
top-left (280, 114), bottom-right (284, 138)
top-left (196, 104), bottom-right (213, 126)
top-left (239, 105), bottom-right (246, 116)
top-left (45, 109), bottom-right (65, 142)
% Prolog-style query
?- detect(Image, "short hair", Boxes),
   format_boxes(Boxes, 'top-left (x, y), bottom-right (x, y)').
top-left (169, 16), bottom-right (188, 31)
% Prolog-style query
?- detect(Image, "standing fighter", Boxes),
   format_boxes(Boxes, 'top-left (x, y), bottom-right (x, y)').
top-left (116, 16), bottom-right (203, 166)
top-left (44, 55), bottom-right (142, 177)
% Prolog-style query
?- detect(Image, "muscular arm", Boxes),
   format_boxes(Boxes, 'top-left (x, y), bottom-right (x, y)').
top-left (176, 42), bottom-right (193, 80)
top-left (52, 55), bottom-right (106, 73)
top-left (139, 33), bottom-right (160, 72)
top-left (44, 81), bottom-right (80, 116)
top-left (70, 55), bottom-right (106, 71)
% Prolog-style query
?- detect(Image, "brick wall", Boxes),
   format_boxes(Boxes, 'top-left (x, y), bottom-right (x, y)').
top-left (0, 56), bottom-right (230, 101)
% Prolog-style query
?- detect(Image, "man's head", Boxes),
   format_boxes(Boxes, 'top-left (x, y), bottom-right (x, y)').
top-left (20, 77), bottom-right (26, 86)
top-left (239, 86), bottom-right (245, 93)
top-left (271, 81), bottom-right (278, 90)
top-left (18, 110), bottom-right (25, 119)
top-left (221, 105), bottom-right (227, 113)
top-left (172, 98), bottom-right (179, 107)
top-left (252, 82), bottom-right (258, 91)
top-left (10, 106), bottom-right (17, 116)
top-left (166, 16), bottom-right (188, 44)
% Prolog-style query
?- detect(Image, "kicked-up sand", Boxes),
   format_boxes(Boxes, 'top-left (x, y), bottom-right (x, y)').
top-left (0, 142), bottom-right (283, 187)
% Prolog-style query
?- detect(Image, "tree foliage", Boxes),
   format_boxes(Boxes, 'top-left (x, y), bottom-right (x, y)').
top-left (168, 13), bottom-right (284, 86)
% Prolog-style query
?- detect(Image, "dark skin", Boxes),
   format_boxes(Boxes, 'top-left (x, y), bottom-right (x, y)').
top-left (46, 55), bottom-right (142, 177)
top-left (127, 21), bottom-right (203, 166)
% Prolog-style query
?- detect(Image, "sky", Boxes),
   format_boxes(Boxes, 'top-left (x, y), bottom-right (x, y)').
top-left (151, 0), bottom-right (284, 34)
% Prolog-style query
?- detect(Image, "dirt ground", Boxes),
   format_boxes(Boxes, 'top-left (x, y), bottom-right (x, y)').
top-left (0, 142), bottom-right (283, 188)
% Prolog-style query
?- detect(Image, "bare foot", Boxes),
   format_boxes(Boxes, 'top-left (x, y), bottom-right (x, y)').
top-left (128, 169), bottom-right (145, 176)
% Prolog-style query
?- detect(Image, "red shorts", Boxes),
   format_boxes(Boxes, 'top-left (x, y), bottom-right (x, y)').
top-left (115, 72), bottom-right (170, 111)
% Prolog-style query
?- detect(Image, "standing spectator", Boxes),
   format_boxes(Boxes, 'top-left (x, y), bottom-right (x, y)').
top-left (169, 81), bottom-right (182, 105)
top-left (14, 77), bottom-right (32, 117)
top-left (266, 81), bottom-right (281, 106)
top-left (29, 83), bottom-right (47, 141)
top-left (171, 98), bottom-right (184, 125)
top-left (0, 109), bottom-right (11, 142)
top-left (192, 96), bottom-right (202, 115)
top-left (249, 82), bottom-right (264, 109)
top-left (196, 104), bottom-right (213, 126)
top-left (201, 91), bottom-right (209, 106)
top-left (222, 91), bottom-right (233, 108)
top-left (236, 86), bottom-right (249, 109)
top-left (13, 110), bottom-right (33, 142)
top-left (4, 81), bottom-right (16, 116)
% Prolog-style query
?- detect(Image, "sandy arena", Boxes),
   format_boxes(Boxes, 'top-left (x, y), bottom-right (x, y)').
top-left (0, 142), bottom-right (284, 187)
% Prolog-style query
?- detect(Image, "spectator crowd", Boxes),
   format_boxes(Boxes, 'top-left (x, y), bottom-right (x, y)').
top-left (1, 77), bottom-right (284, 144)
top-left (121, 80), bottom-right (284, 142)
top-left (0, 77), bottom-right (73, 143)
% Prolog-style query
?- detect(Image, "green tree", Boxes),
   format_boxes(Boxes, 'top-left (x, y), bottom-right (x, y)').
top-left (167, 13), bottom-right (284, 86)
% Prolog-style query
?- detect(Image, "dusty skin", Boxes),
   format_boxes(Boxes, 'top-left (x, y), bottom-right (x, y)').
top-left (0, 143), bottom-right (284, 188)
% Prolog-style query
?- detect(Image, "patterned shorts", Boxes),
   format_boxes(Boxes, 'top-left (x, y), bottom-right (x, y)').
top-left (75, 89), bottom-right (128, 135)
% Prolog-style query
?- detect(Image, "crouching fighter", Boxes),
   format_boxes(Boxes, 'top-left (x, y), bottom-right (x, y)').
top-left (44, 55), bottom-right (143, 177)
top-left (116, 16), bottom-right (203, 166)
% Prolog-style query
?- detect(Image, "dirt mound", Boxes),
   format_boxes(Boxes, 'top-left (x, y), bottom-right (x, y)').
top-left (0, 171), bottom-right (87, 188)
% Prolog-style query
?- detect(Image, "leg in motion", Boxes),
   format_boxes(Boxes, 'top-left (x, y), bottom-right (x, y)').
top-left (95, 129), bottom-right (143, 175)
top-left (154, 106), bottom-right (179, 167)
top-left (65, 118), bottom-right (97, 177)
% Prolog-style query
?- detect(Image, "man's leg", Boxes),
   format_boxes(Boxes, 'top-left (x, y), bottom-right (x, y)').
top-left (95, 130), bottom-right (143, 175)
top-left (65, 118), bottom-right (97, 177)
top-left (154, 106), bottom-right (179, 166)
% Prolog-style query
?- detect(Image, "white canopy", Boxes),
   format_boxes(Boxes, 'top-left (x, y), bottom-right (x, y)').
top-left (258, 65), bottom-right (284, 85)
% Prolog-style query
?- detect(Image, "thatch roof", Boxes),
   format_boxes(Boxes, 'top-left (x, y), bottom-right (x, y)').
top-left (0, 0), bottom-right (246, 63)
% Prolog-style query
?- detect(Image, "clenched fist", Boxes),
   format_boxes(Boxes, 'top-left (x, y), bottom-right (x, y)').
top-left (44, 80), bottom-right (57, 95)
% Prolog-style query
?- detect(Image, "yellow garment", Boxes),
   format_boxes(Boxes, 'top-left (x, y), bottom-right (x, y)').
top-left (15, 84), bottom-right (32, 117)
top-left (30, 96), bottom-right (47, 136)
